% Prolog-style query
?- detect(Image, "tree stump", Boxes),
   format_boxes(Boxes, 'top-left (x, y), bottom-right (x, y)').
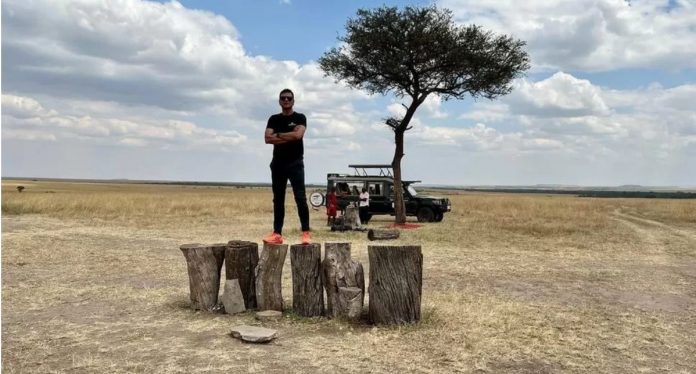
top-left (290, 244), bottom-right (324, 317)
top-left (226, 240), bottom-right (259, 309)
top-left (255, 243), bottom-right (288, 312)
top-left (322, 242), bottom-right (365, 319)
top-left (367, 229), bottom-right (400, 241)
top-left (180, 243), bottom-right (226, 311)
top-left (344, 205), bottom-right (361, 229)
top-left (210, 242), bottom-right (228, 271)
top-left (368, 245), bottom-right (422, 325)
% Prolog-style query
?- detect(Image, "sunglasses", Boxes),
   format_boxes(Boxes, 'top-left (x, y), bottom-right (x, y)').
top-left (279, 96), bottom-right (294, 101)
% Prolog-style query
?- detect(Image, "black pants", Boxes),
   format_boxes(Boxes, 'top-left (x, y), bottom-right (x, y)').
top-left (271, 159), bottom-right (310, 234)
top-left (359, 206), bottom-right (370, 224)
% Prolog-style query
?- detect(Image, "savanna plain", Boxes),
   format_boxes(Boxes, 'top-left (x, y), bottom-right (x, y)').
top-left (2, 180), bottom-right (695, 373)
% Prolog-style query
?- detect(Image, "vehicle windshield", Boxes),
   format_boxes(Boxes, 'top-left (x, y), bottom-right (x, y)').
top-left (407, 185), bottom-right (418, 196)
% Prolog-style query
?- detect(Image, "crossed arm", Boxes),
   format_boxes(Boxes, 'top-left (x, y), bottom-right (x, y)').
top-left (265, 125), bottom-right (306, 144)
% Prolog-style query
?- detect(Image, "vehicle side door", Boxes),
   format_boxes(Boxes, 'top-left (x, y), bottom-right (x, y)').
top-left (403, 184), bottom-right (419, 215)
top-left (367, 181), bottom-right (389, 214)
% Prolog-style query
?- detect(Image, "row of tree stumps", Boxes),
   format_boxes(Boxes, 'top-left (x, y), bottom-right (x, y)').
top-left (180, 241), bottom-right (422, 325)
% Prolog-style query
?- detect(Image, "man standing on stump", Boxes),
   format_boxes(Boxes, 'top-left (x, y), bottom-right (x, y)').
top-left (263, 88), bottom-right (311, 245)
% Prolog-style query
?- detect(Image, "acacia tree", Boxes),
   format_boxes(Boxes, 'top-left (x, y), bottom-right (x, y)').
top-left (319, 6), bottom-right (530, 223)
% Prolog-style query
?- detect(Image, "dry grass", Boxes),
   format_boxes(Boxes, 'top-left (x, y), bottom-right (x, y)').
top-left (2, 180), bottom-right (695, 373)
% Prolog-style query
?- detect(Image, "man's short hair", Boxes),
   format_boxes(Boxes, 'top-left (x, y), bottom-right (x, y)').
top-left (279, 88), bottom-right (294, 98)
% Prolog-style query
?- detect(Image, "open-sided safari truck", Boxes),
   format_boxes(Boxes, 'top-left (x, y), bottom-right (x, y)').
top-left (309, 164), bottom-right (451, 222)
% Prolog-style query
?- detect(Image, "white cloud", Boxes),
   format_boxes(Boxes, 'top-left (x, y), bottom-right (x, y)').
top-left (386, 96), bottom-right (447, 120)
top-left (1, 95), bottom-right (56, 118)
top-left (411, 123), bottom-right (507, 150)
top-left (507, 72), bottom-right (610, 117)
top-left (2, 0), bottom-right (695, 185)
top-left (1, 0), bottom-right (373, 154)
top-left (421, 96), bottom-right (448, 119)
top-left (387, 103), bottom-right (406, 118)
top-left (1, 0), bottom-right (363, 121)
top-left (309, 110), bottom-right (358, 138)
top-left (460, 102), bottom-right (509, 122)
top-left (2, 129), bottom-right (58, 142)
top-left (408, 72), bottom-right (695, 164)
top-left (1, 94), bottom-right (247, 150)
top-left (440, 0), bottom-right (696, 71)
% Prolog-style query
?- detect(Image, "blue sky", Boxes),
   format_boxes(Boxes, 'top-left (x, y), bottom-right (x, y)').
top-left (2, 0), bottom-right (696, 186)
top-left (173, 0), bottom-right (433, 63)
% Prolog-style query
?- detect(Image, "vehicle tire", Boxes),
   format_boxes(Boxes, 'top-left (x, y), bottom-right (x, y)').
top-left (434, 212), bottom-right (443, 222)
top-left (417, 207), bottom-right (435, 222)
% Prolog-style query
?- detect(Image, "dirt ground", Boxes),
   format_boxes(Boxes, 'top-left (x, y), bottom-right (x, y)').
top-left (2, 184), bottom-right (695, 373)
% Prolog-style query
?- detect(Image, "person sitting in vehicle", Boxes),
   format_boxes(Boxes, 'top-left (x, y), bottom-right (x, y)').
top-left (337, 183), bottom-right (350, 195)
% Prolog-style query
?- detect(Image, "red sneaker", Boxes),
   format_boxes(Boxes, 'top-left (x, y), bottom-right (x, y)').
top-left (301, 231), bottom-right (311, 245)
top-left (262, 232), bottom-right (283, 244)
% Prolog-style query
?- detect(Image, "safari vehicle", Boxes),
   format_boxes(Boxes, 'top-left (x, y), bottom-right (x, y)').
top-left (311, 164), bottom-right (451, 222)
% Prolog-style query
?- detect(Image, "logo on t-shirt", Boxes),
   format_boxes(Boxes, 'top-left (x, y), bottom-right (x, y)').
top-left (288, 122), bottom-right (296, 128)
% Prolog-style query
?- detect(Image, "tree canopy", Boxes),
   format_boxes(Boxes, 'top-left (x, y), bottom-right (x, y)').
top-left (319, 6), bottom-right (530, 222)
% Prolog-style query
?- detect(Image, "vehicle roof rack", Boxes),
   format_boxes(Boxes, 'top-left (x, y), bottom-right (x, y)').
top-left (348, 164), bottom-right (393, 177)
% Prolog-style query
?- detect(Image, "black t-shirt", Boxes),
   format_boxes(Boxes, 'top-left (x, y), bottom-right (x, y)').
top-left (266, 111), bottom-right (306, 163)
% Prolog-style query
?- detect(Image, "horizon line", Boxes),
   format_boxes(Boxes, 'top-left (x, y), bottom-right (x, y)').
top-left (2, 176), bottom-right (695, 190)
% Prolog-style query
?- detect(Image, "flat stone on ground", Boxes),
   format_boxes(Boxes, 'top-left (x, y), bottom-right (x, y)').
top-left (230, 325), bottom-right (277, 343)
top-left (255, 310), bottom-right (283, 321)
top-left (221, 279), bottom-right (246, 314)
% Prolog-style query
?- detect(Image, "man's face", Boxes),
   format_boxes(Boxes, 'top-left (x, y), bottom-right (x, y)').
top-left (279, 93), bottom-right (294, 109)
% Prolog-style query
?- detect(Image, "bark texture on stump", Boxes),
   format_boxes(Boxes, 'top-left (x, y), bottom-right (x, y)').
top-left (367, 229), bottom-right (400, 241)
top-left (368, 245), bottom-right (423, 325)
top-left (322, 242), bottom-right (365, 319)
top-left (226, 240), bottom-right (259, 309)
top-left (290, 244), bottom-right (324, 317)
top-left (180, 243), bottom-right (226, 311)
top-left (255, 243), bottom-right (288, 312)
top-left (344, 205), bottom-right (361, 229)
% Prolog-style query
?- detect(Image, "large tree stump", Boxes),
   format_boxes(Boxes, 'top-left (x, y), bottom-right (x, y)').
top-left (226, 240), bottom-right (259, 309)
top-left (180, 243), bottom-right (226, 311)
top-left (344, 205), bottom-right (361, 229)
top-left (255, 243), bottom-right (288, 312)
top-left (290, 244), bottom-right (324, 317)
top-left (367, 229), bottom-right (400, 241)
top-left (322, 242), bottom-right (365, 319)
top-left (368, 245), bottom-right (422, 325)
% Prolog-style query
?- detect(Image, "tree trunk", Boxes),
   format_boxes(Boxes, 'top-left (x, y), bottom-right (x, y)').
top-left (392, 98), bottom-right (423, 225)
top-left (255, 243), bottom-right (288, 311)
top-left (368, 245), bottom-right (422, 325)
top-left (226, 240), bottom-right (259, 309)
top-left (180, 243), bottom-right (226, 311)
top-left (367, 229), bottom-right (400, 241)
top-left (322, 242), bottom-right (365, 319)
top-left (343, 205), bottom-right (361, 229)
top-left (210, 243), bottom-right (228, 273)
top-left (290, 244), bottom-right (324, 317)
top-left (392, 129), bottom-right (407, 224)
